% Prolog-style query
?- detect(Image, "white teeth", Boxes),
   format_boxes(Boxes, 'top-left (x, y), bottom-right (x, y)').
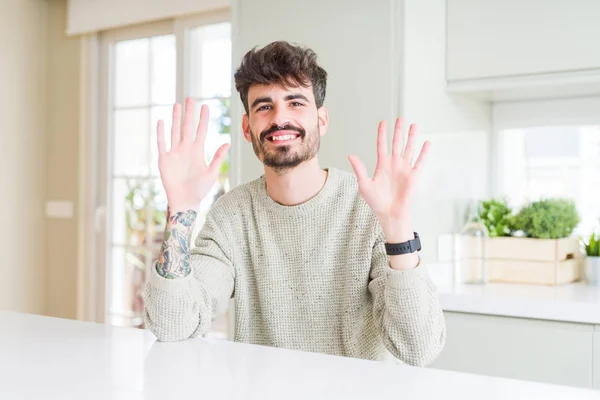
top-left (271, 134), bottom-right (297, 141)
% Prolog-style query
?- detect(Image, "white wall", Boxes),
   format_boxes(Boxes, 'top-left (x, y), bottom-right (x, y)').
top-left (493, 96), bottom-right (600, 130)
top-left (231, 0), bottom-right (491, 264)
top-left (231, 0), bottom-right (402, 185)
top-left (67, 0), bottom-right (228, 35)
top-left (46, 0), bottom-right (82, 320)
top-left (401, 0), bottom-right (492, 262)
top-left (0, 0), bottom-right (48, 314)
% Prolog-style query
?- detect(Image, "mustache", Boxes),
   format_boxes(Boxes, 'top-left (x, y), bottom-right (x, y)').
top-left (260, 124), bottom-right (305, 143)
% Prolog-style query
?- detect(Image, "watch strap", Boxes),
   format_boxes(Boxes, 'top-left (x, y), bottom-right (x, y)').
top-left (384, 232), bottom-right (421, 255)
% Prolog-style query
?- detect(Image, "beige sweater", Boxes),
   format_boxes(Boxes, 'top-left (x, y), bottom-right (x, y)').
top-left (142, 167), bottom-right (446, 366)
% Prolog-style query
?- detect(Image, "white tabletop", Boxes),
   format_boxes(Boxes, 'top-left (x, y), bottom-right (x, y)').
top-left (1, 311), bottom-right (599, 399)
top-left (429, 263), bottom-right (600, 324)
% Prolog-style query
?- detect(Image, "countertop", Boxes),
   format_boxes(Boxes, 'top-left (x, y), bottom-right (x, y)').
top-left (429, 263), bottom-right (600, 324)
top-left (1, 311), bottom-right (599, 399)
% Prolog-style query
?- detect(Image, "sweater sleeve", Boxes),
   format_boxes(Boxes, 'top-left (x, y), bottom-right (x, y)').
top-left (142, 213), bottom-right (235, 342)
top-left (368, 229), bottom-right (446, 366)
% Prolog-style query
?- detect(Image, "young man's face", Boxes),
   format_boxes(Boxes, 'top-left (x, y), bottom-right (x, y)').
top-left (242, 82), bottom-right (328, 172)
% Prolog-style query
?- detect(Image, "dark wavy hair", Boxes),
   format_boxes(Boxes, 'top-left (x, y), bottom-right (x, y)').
top-left (234, 41), bottom-right (328, 114)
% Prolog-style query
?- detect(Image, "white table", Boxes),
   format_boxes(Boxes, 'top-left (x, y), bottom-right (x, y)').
top-left (1, 311), bottom-right (599, 399)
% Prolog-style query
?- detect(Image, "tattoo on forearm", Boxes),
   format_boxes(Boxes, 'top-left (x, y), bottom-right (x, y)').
top-left (156, 209), bottom-right (197, 279)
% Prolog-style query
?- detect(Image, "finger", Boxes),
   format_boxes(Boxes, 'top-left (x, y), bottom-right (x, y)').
top-left (171, 103), bottom-right (182, 147)
top-left (348, 154), bottom-right (369, 184)
top-left (413, 140), bottom-right (431, 173)
top-left (403, 123), bottom-right (417, 162)
top-left (208, 143), bottom-right (231, 175)
top-left (375, 121), bottom-right (387, 174)
top-left (195, 104), bottom-right (210, 150)
top-left (181, 98), bottom-right (195, 142)
top-left (391, 117), bottom-right (404, 158)
top-left (376, 120), bottom-right (388, 160)
top-left (156, 120), bottom-right (166, 155)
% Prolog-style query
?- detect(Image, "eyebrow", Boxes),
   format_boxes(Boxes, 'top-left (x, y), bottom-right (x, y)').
top-left (250, 94), bottom-right (311, 110)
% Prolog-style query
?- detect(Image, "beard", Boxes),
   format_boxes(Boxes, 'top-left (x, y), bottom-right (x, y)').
top-left (250, 121), bottom-right (320, 173)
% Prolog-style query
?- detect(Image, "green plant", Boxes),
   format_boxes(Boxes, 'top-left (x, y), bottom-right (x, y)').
top-left (215, 98), bottom-right (231, 187)
top-left (124, 179), bottom-right (167, 259)
top-left (220, 156), bottom-right (229, 178)
top-left (217, 98), bottom-right (231, 134)
top-left (512, 198), bottom-right (580, 239)
top-left (479, 197), bottom-right (514, 237)
top-left (585, 233), bottom-right (600, 256)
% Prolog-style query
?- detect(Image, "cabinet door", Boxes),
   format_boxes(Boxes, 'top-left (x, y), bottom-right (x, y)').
top-left (593, 327), bottom-right (600, 389)
top-left (430, 312), bottom-right (594, 389)
top-left (447, 0), bottom-right (600, 81)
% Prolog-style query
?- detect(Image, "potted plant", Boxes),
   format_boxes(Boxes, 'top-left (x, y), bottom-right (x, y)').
top-left (478, 197), bottom-right (513, 238)
top-left (511, 198), bottom-right (580, 240)
top-left (494, 198), bottom-right (582, 285)
top-left (457, 198), bottom-right (583, 285)
top-left (584, 233), bottom-right (600, 285)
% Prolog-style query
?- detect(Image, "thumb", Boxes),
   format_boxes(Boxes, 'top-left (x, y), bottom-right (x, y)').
top-left (348, 154), bottom-right (369, 184)
top-left (208, 143), bottom-right (231, 174)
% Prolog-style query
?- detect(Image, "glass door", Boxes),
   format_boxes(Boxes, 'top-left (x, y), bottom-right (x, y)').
top-left (99, 14), bottom-right (232, 338)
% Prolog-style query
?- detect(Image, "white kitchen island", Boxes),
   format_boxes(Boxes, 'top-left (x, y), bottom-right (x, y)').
top-left (0, 311), bottom-right (599, 399)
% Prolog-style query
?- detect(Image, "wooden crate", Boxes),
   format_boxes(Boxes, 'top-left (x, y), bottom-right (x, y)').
top-left (454, 236), bottom-right (583, 286)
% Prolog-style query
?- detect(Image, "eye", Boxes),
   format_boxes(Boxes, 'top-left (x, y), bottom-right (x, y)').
top-left (257, 105), bottom-right (272, 111)
top-left (290, 102), bottom-right (304, 107)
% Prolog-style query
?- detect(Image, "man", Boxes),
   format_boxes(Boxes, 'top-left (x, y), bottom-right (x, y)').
top-left (142, 41), bottom-right (446, 367)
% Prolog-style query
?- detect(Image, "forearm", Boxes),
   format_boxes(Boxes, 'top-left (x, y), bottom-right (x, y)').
top-left (374, 268), bottom-right (446, 366)
top-left (143, 271), bottom-right (204, 341)
top-left (156, 207), bottom-right (198, 279)
top-left (144, 209), bottom-right (236, 342)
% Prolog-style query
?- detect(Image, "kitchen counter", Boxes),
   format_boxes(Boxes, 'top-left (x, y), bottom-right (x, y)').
top-left (429, 263), bottom-right (600, 324)
top-left (1, 311), bottom-right (599, 399)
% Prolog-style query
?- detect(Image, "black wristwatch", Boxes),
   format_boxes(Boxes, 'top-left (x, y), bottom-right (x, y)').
top-left (384, 232), bottom-right (421, 255)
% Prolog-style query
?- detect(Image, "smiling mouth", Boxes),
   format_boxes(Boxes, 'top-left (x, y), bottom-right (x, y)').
top-left (265, 132), bottom-right (301, 143)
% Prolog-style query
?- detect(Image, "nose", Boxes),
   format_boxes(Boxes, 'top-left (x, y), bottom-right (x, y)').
top-left (270, 105), bottom-right (291, 128)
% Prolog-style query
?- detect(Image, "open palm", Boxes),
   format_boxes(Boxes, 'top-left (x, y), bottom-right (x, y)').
top-left (157, 98), bottom-right (230, 211)
top-left (348, 118), bottom-right (430, 220)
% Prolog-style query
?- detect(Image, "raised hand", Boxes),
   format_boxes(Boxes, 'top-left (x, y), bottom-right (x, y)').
top-left (157, 97), bottom-right (230, 213)
top-left (348, 118), bottom-right (430, 263)
top-left (348, 118), bottom-right (429, 221)
top-left (155, 98), bottom-right (230, 279)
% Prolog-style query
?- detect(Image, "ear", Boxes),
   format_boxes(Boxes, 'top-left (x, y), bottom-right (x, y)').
top-left (242, 114), bottom-right (251, 143)
top-left (317, 106), bottom-right (329, 136)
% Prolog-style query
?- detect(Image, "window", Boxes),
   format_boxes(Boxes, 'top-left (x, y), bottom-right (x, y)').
top-left (99, 14), bottom-right (232, 338)
top-left (498, 124), bottom-right (600, 235)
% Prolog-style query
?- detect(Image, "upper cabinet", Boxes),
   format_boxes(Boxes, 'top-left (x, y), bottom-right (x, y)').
top-left (446, 0), bottom-right (600, 101)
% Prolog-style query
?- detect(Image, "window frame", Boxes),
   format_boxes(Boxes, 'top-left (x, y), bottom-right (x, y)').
top-left (90, 9), bottom-right (232, 328)
top-left (491, 96), bottom-right (600, 233)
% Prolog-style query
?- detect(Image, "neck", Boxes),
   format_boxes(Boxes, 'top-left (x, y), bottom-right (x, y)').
top-left (263, 158), bottom-right (328, 206)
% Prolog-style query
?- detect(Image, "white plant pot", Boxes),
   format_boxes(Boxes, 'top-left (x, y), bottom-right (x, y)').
top-left (584, 257), bottom-right (600, 285)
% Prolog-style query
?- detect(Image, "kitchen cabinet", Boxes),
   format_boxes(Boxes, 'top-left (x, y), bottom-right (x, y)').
top-left (446, 0), bottom-right (600, 81)
top-left (593, 328), bottom-right (600, 389)
top-left (430, 311), bottom-right (594, 389)
top-left (445, 0), bottom-right (600, 101)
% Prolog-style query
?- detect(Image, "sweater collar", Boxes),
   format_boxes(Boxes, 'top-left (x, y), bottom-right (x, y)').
top-left (257, 167), bottom-right (339, 216)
